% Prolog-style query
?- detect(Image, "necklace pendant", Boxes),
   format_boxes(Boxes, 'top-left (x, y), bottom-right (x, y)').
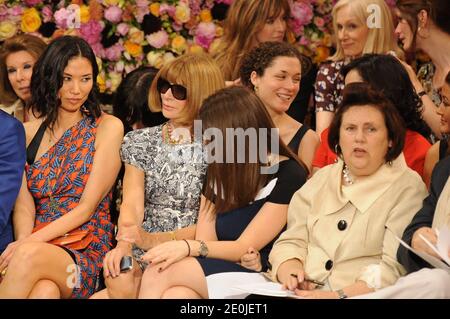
top-left (49, 196), bottom-right (59, 213)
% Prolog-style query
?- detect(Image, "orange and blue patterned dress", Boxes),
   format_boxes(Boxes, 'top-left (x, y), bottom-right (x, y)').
top-left (26, 116), bottom-right (114, 298)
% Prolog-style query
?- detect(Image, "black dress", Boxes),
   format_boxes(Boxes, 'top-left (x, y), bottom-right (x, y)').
top-left (196, 159), bottom-right (307, 276)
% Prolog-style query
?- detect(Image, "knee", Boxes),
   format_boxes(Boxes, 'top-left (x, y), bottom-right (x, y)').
top-left (9, 243), bottom-right (45, 271)
top-left (105, 275), bottom-right (137, 299)
top-left (29, 280), bottom-right (60, 299)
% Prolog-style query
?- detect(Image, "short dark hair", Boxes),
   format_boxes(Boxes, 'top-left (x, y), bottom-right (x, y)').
top-left (240, 41), bottom-right (311, 90)
top-left (113, 66), bottom-right (165, 133)
top-left (341, 53), bottom-right (430, 138)
top-left (328, 83), bottom-right (406, 163)
top-left (30, 36), bottom-right (101, 128)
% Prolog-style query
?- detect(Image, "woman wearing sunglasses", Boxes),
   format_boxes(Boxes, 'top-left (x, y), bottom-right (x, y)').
top-left (91, 53), bottom-right (225, 298)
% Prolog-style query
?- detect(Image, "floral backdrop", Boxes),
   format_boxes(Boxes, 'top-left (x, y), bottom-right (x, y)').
top-left (1, 0), bottom-right (342, 95)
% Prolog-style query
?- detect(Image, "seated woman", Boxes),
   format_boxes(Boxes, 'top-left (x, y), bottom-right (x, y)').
top-left (240, 41), bottom-right (319, 173)
top-left (0, 36), bottom-right (124, 298)
top-left (0, 34), bottom-right (47, 122)
top-left (136, 86), bottom-right (308, 298)
top-left (91, 54), bottom-right (225, 299)
top-left (264, 83), bottom-right (428, 299)
top-left (312, 54), bottom-right (431, 178)
top-left (423, 71), bottom-right (450, 188)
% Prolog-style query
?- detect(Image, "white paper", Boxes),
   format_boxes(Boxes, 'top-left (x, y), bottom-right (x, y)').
top-left (231, 281), bottom-right (303, 299)
top-left (395, 231), bottom-right (450, 271)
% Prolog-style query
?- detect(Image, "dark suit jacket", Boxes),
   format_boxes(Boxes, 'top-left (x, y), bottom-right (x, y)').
top-left (397, 156), bottom-right (450, 273)
top-left (0, 110), bottom-right (26, 252)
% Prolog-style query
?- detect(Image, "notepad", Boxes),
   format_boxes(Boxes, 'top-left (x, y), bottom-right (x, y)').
top-left (231, 281), bottom-right (304, 299)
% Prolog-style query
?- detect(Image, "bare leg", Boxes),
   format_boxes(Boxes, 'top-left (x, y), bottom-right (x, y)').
top-left (89, 288), bottom-right (109, 299)
top-left (28, 280), bottom-right (60, 299)
top-left (138, 257), bottom-right (208, 299)
top-left (161, 286), bottom-right (202, 299)
top-left (0, 242), bottom-right (76, 298)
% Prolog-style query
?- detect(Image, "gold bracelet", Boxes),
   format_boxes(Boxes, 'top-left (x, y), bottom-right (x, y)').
top-left (169, 231), bottom-right (176, 241)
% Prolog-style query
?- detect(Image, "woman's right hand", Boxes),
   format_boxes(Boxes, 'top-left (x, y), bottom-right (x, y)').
top-left (411, 227), bottom-right (440, 259)
top-left (276, 259), bottom-right (315, 291)
top-left (103, 241), bottom-right (132, 278)
top-left (240, 247), bottom-right (262, 272)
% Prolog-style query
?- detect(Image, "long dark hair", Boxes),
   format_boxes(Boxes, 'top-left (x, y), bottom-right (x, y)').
top-left (113, 66), bottom-right (165, 133)
top-left (199, 86), bottom-right (305, 213)
top-left (30, 36), bottom-right (101, 128)
top-left (341, 53), bottom-right (430, 138)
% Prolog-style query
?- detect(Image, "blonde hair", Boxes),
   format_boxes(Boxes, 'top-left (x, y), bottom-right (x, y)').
top-left (149, 53), bottom-right (225, 126)
top-left (212, 0), bottom-right (291, 81)
top-left (330, 0), bottom-right (400, 61)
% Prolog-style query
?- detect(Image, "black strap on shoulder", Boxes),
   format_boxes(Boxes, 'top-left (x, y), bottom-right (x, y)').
top-left (26, 121), bottom-right (46, 165)
top-left (287, 124), bottom-right (310, 152)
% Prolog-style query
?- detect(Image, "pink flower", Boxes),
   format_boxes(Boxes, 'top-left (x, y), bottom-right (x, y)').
top-left (41, 6), bottom-right (53, 23)
top-left (24, 0), bottom-right (43, 6)
top-left (160, 4), bottom-right (176, 17)
top-left (9, 6), bottom-right (23, 17)
top-left (146, 30), bottom-right (169, 49)
top-left (135, 0), bottom-right (150, 23)
top-left (291, 2), bottom-right (313, 27)
top-left (314, 17), bottom-right (325, 28)
top-left (105, 42), bottom-right (124, 61)
top-left (54, 8), bottom-right (68, 29)
top-left (117, 23), bottom-right (129, 36)
top-left (195, 22), bottom-right (216, 49)
top-left (0, 5), bottom-right (8, 22)
top-left (104, 6), bottom-right (122, 23)
top-left (80, 20), bottom-right (103, 46)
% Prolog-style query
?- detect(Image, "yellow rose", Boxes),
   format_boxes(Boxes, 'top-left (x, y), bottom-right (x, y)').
top-left (124, 40), bottom-right (142, 57)
top-left (189, 44), bottom-right (205, 54)
top-left (149, 3), bottom-right (160, 17)
top-left (21, 8), bottom-right (41, 33)
top-left (128, 27), bottom-right (144, 44)
top-left (175, 3), bottom-right (190, 24)
top-left (200, 9), bottom-right (212, 23)
top-left (96, 57), bottom-right (103, 73)
top-left (104, 0), bottom-right (119, 5)
top-left (79, 5), bottom-right (90, 23)
top-left (97, 72), bottom-right (106, 93)
top-left (171, 35), bottom-right (187, 53)
top-left (215, 26), bottom-right (224, 37)
top-left (146, 51), bottom-right (164, 69)
top-left (109, 71), bottom-right (122, 92)
top-left (0, 21), bottom-right (17, 41)
top-left (207, 39), bottom-right (221, 54)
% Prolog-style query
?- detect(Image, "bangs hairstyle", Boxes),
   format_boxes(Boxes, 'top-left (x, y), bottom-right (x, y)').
top-left (30, 36), bottom-right (101, 129)
top-left (212, 0), bottom-right (291, 81)
top-left (199, 86), bottom-right (305, 213)
top-left (330, 0), bottom-right (400, 61)
top-left (0, 34), bottom-right (47, 105)
top-left (396, 0), bottom-right (450, 38)
top-left (240, 41), bottom-right (311, 90)
top-left (341, 53), bottom-right (430, 137)
top-left (149, 53), bottom-right (225, 126)
top-left (328, 82), bottom-right (406, 162)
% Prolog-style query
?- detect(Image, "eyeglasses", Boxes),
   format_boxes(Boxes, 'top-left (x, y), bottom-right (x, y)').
top-left (157, 77), bottom-right (187, 100)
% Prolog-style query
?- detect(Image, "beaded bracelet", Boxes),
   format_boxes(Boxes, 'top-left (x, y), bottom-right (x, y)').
top-left (182, 239), bottom-right (190, 257)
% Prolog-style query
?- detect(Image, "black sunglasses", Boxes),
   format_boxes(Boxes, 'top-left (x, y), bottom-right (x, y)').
top-left (157, 77), bottom-right (187, 100)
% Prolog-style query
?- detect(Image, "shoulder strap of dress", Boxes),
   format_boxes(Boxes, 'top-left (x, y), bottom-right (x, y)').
top-left (287, 124), bottom-right (310, 152)
top-left (26, 121), bottom-right (46, 165)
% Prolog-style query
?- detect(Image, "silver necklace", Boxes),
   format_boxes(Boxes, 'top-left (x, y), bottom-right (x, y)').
top-left (342, 164), bottom-right (354, 185)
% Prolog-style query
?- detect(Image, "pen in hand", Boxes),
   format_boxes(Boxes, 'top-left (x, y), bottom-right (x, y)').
top-left (290, 273), bottom-right (325, 287)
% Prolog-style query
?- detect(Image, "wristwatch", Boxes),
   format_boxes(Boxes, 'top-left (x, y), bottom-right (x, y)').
top-left (336, 289), bottom-right (348, 299)
top-left (198, 240), bottom-right (208, 258)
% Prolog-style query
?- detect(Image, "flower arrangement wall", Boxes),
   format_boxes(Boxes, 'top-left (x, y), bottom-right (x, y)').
top-left (0, 0), bottom-right (338, 95)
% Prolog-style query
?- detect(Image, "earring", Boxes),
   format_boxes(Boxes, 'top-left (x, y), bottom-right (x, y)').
top-left (254, 86), bottom-right (259, 93)
top-left (387, 160), bottom-right (393, 166)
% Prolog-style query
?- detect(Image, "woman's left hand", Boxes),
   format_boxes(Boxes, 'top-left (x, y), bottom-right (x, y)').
top-left (140, 240), bottom-right (190, 272)
top-left (0, 236), bottom-right (39, 273)
top-left (294, 289), bottom-right (339, 299)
